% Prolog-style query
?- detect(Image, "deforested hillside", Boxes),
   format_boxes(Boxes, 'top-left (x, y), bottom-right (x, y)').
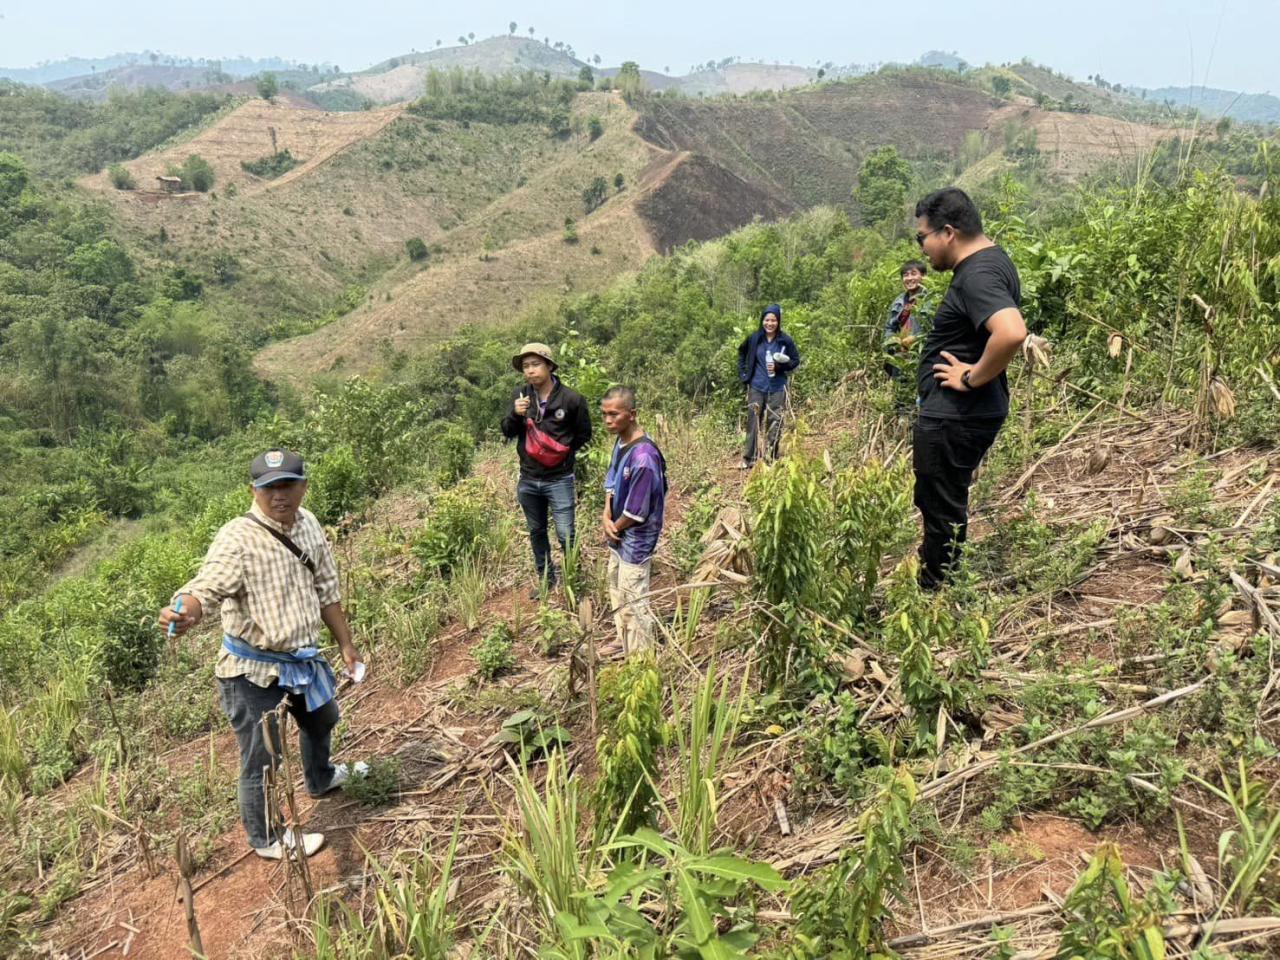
top-left (315, 36), bottom-right (587, 104)
top-left (77, 67), bottom-right (1178, 385)
top-left (637, 72), bottom-right (1173, 211)
top-left (8, 158), bottom-right (1280, 959)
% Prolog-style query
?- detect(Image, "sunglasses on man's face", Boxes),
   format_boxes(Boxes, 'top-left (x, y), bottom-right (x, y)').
top-left (915, 227), bottom-right (944, 247)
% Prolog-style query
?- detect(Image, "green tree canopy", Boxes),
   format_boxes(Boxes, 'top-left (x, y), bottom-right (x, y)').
top-left (853, 146), bottom-right (912, 226)
top-left (256, 72), bottom-right (279, 101)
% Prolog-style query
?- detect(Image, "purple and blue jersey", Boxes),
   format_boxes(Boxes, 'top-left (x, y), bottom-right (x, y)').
top-left (603, 436), bottom-right (668, 565)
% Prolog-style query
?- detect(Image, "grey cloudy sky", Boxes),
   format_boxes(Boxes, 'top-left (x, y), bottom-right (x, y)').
top-left (0, 0), bottom-right (1275, 93)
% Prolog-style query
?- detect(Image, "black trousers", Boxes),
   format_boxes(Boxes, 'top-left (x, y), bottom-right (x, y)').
top-left (912, 414), bottom-right (1004, 588)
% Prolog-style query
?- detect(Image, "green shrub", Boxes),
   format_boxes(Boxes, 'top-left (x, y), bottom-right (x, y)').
top-left (107, 163), bottom-right (135, 190)
top-left (429, 423), bottom-right (475, 486)
top-left (1056, 844), bottom-right (1172, 959)
top-left (586, 116), bottom-right (603, 141)
top-left (780, 769), bottom-right (916, 959)
top-left (240, 149), bottom-right (297, 179)
top-left (343, 758), bottom-right (401, 806)
top-left (471, 623), bottom-right (515, 680)
top-left (411, 480), bottom-right (499, 578)
top-left (256, 73), bottom-right (279, 101)
top-left (829, 459), bottom-right (914, 621)
top-left (593, 652), bottom-right (664, 833)
top-left (582, 175), bottom-right (608, 213)
top-left (405, 236), bottom-right (428, 261)
top-left (747, 453), bottom-right (831, 687)
top-left (562, 217), bottom-right (578, 243)
top-left (306, 444), bottom-right (368, 524)
top-left (168, 154), bottom-right (214, 192)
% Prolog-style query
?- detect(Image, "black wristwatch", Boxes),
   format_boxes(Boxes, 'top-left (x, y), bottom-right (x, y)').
top-left (961, 368), bottom-right (973, 389)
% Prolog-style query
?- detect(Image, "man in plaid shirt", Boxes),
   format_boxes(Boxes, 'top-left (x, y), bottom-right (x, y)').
top-left (158, 449), bottom-right (366, 860)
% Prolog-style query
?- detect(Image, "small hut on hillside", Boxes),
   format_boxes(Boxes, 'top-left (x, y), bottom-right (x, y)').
top-left (156, 175), bottom-right (183, 193)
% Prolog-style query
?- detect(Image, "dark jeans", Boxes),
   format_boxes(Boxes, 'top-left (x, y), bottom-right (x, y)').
top-left (912, 415), bottom-right (1004, 589)
top-left (516, 474), bottom-right (577, 585)
top-left (745, 388), bottom-right (786, 464)
top-left (218, 676), bottom-right (340, 849)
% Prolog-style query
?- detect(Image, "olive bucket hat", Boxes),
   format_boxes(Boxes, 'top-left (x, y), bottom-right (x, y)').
top-left (512, 342), bottom-right (557, 372)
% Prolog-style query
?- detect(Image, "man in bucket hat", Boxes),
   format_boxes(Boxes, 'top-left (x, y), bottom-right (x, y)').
top-left (501, 343), bottom-right (593, 597)
top-left (158, 449), bottom-right (369, 860)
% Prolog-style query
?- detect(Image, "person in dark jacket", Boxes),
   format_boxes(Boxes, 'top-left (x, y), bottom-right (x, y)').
top-left (736, 304), bottom-right (800, 468)
top-left (883, 260), bottom-right (930, 381)
top-left (501, 343), bottom-right (593, 596)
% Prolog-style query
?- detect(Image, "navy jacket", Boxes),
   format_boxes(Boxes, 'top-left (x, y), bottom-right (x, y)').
top-left (737, 304), bottom-right (800, 386)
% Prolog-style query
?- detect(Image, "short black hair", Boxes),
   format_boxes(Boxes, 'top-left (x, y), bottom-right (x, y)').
top-left (914, 187), bottom-right (983, 236)
top-left (602, 385), bottom-right (636, 410)
top-left (900, 259), bottom-right (928, 277)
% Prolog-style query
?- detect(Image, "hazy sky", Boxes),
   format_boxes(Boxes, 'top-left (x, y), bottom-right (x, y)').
top-left (0, 0), bottom-right (1275, 93)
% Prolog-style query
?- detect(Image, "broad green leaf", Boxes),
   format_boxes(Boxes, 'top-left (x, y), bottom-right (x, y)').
top-left (690, 855), bottom-right (788, 892)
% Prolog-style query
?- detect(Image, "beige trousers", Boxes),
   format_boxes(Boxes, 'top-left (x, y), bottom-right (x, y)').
top-left (607, 551), bottom-right (653, 653)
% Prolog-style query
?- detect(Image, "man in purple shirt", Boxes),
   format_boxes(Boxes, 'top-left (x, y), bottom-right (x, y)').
top-left (599, 387), bottom-right (668, 657)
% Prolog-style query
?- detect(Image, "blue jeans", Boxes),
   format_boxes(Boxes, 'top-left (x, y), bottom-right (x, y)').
top-left (516, 475), bottom-right (577, 585)
top-left (218, 676), bottom-right (340, 849)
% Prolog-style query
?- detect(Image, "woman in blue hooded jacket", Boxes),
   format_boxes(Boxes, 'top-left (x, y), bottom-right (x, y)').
top-left (736, 304), bottom-right (800, 467)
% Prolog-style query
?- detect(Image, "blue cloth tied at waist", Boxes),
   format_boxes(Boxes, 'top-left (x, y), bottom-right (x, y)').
top-left (221, 635), bottom-right (338, 711)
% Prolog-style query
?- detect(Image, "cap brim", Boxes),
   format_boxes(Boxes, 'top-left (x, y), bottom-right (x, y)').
top-left (513, 354), bottom-right (555, 371)
top-left (252, 472), bottom-right (306, 488)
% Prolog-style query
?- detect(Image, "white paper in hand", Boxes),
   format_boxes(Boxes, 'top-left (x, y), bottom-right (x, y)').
top-left (346, 661), bottom-right (367, 684)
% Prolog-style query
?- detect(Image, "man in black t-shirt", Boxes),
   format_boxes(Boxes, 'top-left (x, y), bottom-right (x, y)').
top-left (911, 187), bottom-right (1027, 588)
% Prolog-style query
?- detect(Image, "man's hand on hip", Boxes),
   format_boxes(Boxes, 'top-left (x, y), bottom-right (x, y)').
top-left (932, 351), bottom-right (973, 392)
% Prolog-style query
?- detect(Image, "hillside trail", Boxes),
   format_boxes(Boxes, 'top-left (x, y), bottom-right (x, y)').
top-left (51, 409), bottom-right (1278, 958)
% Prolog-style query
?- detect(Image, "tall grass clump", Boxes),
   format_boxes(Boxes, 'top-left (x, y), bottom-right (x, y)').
top-left (307, 824), bottom-right (464, 959)
top-left (502, 751), bottom-right (599, 959)
top-left (669, 667), bottom-right (744, 856)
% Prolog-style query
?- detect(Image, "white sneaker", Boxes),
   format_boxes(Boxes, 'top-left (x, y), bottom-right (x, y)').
top-left (253, 828), bottom-right (325, 860)
top-left (325, 761), bottom-right (370, 793)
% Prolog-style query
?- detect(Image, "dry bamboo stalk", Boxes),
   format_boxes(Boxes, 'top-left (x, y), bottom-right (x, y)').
top-left (918, 676), bottom-right (1209, 802)
top-left (579, 599), bottom-right (598, 738)
top-left (175, 831), bottom-right (205, 957)
top-left (1003, 401), bottom-right (1104, 500)
top-left (263, 703), bottom-right (315, 914)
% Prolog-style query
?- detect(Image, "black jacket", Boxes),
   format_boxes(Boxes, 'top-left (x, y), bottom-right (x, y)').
top-left (737, 304), bottom-right (801, 386)
top-left (500, 377), bottom-right (593, 480)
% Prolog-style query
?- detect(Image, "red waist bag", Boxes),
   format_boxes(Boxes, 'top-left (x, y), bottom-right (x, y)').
top-left (524, 418), bottom-right (572, 468)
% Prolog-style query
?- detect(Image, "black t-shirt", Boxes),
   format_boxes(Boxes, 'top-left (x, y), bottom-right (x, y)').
top-left (916, 245), bottom-right (1021, 420)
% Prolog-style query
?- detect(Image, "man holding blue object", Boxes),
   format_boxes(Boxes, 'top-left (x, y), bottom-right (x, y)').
top-left (158, 449), bottom-right (367, 860)
top-left (599, 387), bottom-right (668, 657)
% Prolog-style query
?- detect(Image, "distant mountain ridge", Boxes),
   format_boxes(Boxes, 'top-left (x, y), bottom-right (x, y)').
top-left (0, 53), bottom-right (324, 85)
top-left (1130, 86), bottom-right (1280, 125)
top-left (5, 40), bottom-right (1277, 124)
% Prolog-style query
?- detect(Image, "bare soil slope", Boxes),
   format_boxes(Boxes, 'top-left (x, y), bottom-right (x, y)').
top-left (636, 74), bottom-right (1004, 210)
top-left (81, 98), bottom-right (402, 197)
